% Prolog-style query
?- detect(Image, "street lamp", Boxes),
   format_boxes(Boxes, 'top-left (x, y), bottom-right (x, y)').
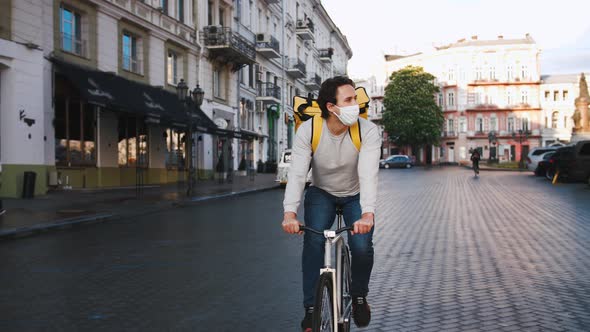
top-left (176, 79), bottom-right (205, 197)
top-left (512, 129), bottom-right (530, 169)
top-left (487, 131), bottom-right (497, 163)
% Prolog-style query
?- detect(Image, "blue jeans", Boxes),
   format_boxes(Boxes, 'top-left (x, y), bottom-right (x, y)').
top-left (302, 186), bottom-right (375, 308)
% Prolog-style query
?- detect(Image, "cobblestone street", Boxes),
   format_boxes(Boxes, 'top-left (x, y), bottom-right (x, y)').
top-left (1, 167), bottom-right (589, 331)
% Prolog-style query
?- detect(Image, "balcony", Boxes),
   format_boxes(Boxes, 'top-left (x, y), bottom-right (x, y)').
top-left (201, 26), bottom-right (256, 66)
top-left (61, 32), bottom-right (87, 58)
top-left (304, 73), bottom-right (322, 90)
top-left (286, 58), bottom-right (306, 79)
top-left (319, 48), bottom-right (333, 63)
top-left (255, 34), bottom-right (280, 59)
top-left (442, 131), bottom-right (457, 138)
top-left (256, 82), bottom-right (281, 104)
top-left (296, 19), bottom-right (315, 40)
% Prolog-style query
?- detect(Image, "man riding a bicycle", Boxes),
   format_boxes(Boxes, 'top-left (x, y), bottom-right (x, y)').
top-left (470, 148), bottom-right (481, 175)
top-left (282, 77), bottom-right (381, 331)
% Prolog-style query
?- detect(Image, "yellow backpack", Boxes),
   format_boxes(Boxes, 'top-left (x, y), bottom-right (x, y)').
top-left (293, 87), bottom-right (370, 154)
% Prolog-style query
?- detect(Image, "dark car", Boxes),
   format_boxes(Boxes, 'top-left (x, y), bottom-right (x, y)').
top-left (545, 140), bottom-right (590, 183)
top-left (379, 155), bottom-right (413, 169)
top-left (534, 151), bottom-right (556, 176)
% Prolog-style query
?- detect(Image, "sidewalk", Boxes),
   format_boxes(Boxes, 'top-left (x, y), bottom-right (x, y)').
top-left (459, 162), bottom-right (529, 172)
top-left (0, 173), bottom-right (279, 240)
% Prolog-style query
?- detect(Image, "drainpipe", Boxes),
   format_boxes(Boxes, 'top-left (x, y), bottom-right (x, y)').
top-left (279, 0), bottom-right (286, 163)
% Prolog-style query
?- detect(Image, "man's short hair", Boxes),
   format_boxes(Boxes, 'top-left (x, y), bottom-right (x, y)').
top-left (317, 76), bottom-right (355, 119)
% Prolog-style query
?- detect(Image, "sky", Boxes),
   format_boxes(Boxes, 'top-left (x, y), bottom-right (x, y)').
top-left (321, 0), bottom-right (590, 84)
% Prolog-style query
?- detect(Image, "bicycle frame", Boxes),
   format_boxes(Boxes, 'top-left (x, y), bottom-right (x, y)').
top-left (317, 214), bottom-right (351, 332)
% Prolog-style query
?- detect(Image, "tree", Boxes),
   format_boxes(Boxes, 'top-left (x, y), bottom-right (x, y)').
top-left (383, 66), bottom-right (444, 156)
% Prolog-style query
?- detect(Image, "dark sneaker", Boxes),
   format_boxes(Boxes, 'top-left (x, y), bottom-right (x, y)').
top-left (352, 297), bottom-right (371, 327)
top-left (301, 306), bottom-right (313, 332)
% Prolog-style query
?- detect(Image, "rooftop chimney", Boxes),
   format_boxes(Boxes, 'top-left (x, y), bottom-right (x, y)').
top-left (471, 35), bottom-right (478, 40)
top-left (498, 35), bottom-right (504, 39)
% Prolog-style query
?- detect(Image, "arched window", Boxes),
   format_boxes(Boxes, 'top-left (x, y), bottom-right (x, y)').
top-left (551, 111), bottom-right (559, 129)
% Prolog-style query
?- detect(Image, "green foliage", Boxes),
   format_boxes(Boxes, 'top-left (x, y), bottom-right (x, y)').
top-left (383, 66), bottom-right (444, 147)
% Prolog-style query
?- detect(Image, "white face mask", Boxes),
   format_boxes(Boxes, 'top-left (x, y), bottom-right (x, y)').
top-left (332, 104), bottom-right (360, 126)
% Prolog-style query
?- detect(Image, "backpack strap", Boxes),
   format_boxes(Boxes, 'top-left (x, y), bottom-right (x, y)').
top-left (311, 115), bottom-right (323, 155)
top-left (348, 119), bottom-right (362, 152)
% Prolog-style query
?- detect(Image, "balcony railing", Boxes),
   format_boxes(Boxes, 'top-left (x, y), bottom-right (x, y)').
top-left (122, 56), bottom-right (143, 75)
top-left (61, 32), bottom-right (87, 57)
top-left (201, 26), bottom-right (256, 64)
top-left (287, 58), bottom-right (306, 78)
top-left (305, 73), bottom-right (322, 89)
top-left (319, 48), bottom-right (333, 61)
top-left (296, 19), bottom-right (314, 40)
top-left (256, 35), bottom-right (280, 57)
top-left (257, 82), bottom-right (281, 100)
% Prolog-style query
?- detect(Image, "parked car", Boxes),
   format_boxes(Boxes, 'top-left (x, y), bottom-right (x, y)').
top-left (544, 141), bottom-right (590, 183)
top-left (534, 151), bottom-right (556, 177)
top-left (379, 155), bottom-right (413, 169)
top-left (276, 149), bottom-right (312, 187)
top-left (526, 147), bottom-right (559, 173)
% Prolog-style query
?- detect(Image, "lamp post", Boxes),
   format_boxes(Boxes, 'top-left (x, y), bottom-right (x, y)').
top-left (512, 129), bottom-right (529, 169)
top-left (177, 79), bottom-right (204, 197)
top-left (488, 131), bottom-right (497, 163)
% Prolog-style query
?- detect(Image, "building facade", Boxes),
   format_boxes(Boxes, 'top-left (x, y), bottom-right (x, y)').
top-left (539, 73), bottom-right (590, 146)
top-left (385, 35), bottom-right (543, 165)
top-left (0, 0), bottom-right (351, 197)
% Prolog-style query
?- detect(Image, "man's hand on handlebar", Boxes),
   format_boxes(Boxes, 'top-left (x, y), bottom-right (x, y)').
top-left (282, 212), bottom-right (303, 235)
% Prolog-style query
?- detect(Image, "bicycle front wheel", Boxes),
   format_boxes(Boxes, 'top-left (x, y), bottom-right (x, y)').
top-left (339, 246), bottom-right (352, 332)
top-left (312, 272), bottom-right (334, 332)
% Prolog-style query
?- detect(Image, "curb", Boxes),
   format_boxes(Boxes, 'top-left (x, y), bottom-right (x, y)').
top-left (0, 213), bottom-right (114, 241)
top-left (0, 184), bottom-right (280, 241)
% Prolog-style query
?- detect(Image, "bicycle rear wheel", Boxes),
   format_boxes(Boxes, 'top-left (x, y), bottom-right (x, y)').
top-left (312, 272), bottom-right (334, 332)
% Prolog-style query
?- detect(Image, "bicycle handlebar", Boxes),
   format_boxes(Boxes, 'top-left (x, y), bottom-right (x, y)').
top-left (298, 225), bottom-right (354, 235)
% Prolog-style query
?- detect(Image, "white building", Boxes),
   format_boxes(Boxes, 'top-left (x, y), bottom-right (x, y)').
top-left (539, 73), bottom-right (590, 146)
top-left (385, 35), bottom-right (542, 165)
top-left (0, 0), bottom-right (351, 197)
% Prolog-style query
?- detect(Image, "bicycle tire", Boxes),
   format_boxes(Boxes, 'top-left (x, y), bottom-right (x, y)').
top-left (312, 272), bottom-right (334, 332)
top-left (339, 246), bottom-right (352, 332)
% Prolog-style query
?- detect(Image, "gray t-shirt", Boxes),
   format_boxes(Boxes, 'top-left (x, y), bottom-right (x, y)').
top-left (283, 117), bottom-right (381, 215)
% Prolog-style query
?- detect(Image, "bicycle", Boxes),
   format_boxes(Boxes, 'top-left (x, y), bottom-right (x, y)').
top-left (299, 206), bottom-right (354, 332)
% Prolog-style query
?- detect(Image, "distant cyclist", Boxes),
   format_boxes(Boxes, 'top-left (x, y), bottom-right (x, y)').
top-left (281, 76), bottom-right (381, 331)
top-left (470, 149), bottom-right (481, 175)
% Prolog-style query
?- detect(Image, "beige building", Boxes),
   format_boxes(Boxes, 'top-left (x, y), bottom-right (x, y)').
top-left (0, 0), bottom-right (351, 197)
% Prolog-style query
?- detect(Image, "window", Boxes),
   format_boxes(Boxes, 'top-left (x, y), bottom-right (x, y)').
top-left (219, 8), bottom-right (225, 26)
top-left (553, 90), bottom-right (559, 101)
top-left (459, 117), bottom-right (467, 133)
top-left (506, 91), bottom-right (512, 105)
top-left (489, 66), bottom-right (496, 80)
top-left (564, 116), bottom-right (568, 128)
top-left (490, 116), bottom-right (498, 131)
top-left (177, 0), bottom-right (184, 23)
top-left (507, 65), bottom-right (513, 81)
top-left (165, 129), bottom-right (186, 169)
top-left (521, 65), bottom-right (528, 80)
top-left (122, 33), bottom-right (141, 74)
top-left (207, 1), bottom-right (213, 25)
top-left (545, 117), bottom-right (548, 128)
top-left (213, 68), bottom-right (221, 98)
top-left (552, 111), bottom-right (559, 129)
top-left (160, 0), bottom-right (168, 15)
top-left (563, 90), bottom-right (568, 100)
top-left (438, 93), bottom-right (443, 107)
top-left (544, 91), bottom-right (550, 100)
top-left (508, 117), bottom-right (515, 132)
top-left (477, 117), bottom-right (484, 132)
top-left (167, 50), bottom-right (179, 85)
top-left (522, 117), bottom-right (529, 131)
top-left (475, 66), bottom-right (482, 80)
top-left (54, 97), bottom-right (96, 166)
top-left (448, 68), bottom-right (454, 81)
top-left (118, 116), bottom-right (148, 167)
top-left (60, 6), bottom-right (83, 56)
top-left (447, 92), bottom-right (454, 107)
top-left (447, 119), bottom-right (454, 133)
top-left (521, 90), bottom-right (528, 104)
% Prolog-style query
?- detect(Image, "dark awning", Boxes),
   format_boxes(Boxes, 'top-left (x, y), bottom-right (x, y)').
top-left (52, 58), bottom-right (217, 130)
